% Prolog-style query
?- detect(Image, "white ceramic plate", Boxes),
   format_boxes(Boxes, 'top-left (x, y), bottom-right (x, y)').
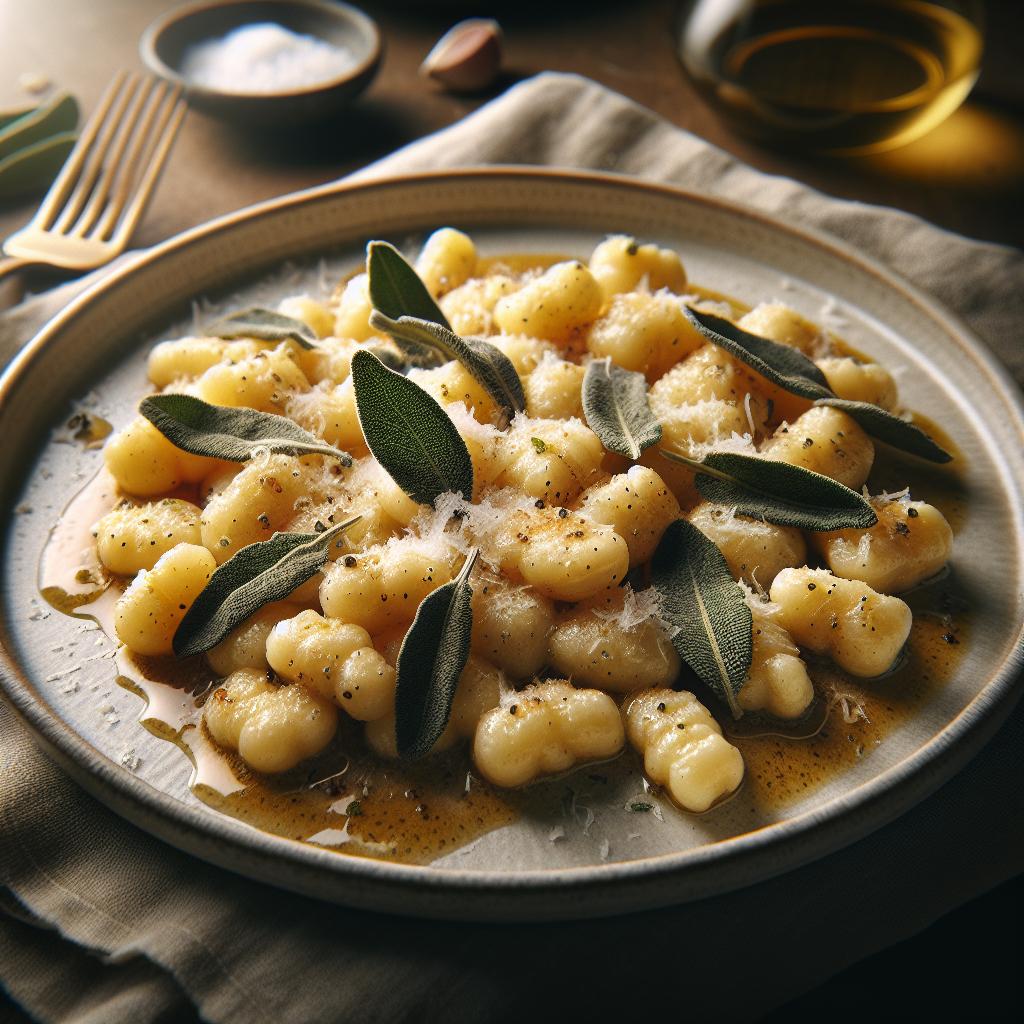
top-left (1, 170), bottom-right (1022, 920)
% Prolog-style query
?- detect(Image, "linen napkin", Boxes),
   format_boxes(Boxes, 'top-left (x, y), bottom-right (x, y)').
top-left (2, 73), bottom-right (1022, 1024)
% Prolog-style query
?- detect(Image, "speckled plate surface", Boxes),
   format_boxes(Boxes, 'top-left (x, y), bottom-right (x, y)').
top-left (1, 170), bottom-right (1022, 921)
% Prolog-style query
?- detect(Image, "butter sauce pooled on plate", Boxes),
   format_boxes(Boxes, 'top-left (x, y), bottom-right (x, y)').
top-left (39, 228), bottom-right (965, 864)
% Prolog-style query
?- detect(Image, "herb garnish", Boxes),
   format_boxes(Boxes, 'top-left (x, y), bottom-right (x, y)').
top-left (369, 310), bottom-right (526, 427)
top-left (204, 307), bottom-right (318, 349)
top-left (683, 306), bottom-right (952, 462)
top-left (350, 349), bottom-right (474, 505)
top-left (173, 516), bottom-right (360, 658)
top-left (661, 449), bottom-right (878, 531)
top-left (140, 394), bottom-right (351, 465)
top-left (395, 549), bottom-right (479, 759)
top-left (651, 519), bottom-right (753, 718)
top-left (582, 357), bottom-right (662, 460)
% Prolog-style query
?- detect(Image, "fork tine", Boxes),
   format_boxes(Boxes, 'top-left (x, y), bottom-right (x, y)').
top-left (106, 87), bottom-right (185, 246)
top-left (32, 71), bottom-right (130, 229)
top-left (51, 74), bottom-right (142, 233)
top-left (93, 81), bottom-right (181, 242)
top-left (72, 77), bottom-right (156, 238)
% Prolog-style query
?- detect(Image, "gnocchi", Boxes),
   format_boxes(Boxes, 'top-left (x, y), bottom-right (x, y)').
top-left (63, 227), bottom-right (955, 833)
top-left (473, 681), bottom-right (624, 788)
top-left (625, 690), bottom-right (744, 812)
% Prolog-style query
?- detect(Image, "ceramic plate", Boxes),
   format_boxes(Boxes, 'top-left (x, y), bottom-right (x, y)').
top-left (1, 170), bottom-right (1021, 920)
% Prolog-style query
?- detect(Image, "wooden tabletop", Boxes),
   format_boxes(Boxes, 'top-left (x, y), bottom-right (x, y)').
top-left (2, 0), bottom-right (1023, 274)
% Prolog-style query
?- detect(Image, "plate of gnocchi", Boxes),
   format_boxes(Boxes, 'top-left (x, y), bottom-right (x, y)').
top-left (1, 169), bottom-right (1021, 920)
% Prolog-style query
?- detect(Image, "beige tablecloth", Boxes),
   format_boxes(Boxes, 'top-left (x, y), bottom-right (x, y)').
top-left (2, 73), bottom-right (1022, 1024)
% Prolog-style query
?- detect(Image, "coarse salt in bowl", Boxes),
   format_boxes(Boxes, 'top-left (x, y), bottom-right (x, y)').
top-left (141, 0), bottom-right (381, 124)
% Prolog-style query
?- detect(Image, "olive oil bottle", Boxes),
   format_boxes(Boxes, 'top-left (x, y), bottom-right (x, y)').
top-left (678, 0), bottom-right (984, 153)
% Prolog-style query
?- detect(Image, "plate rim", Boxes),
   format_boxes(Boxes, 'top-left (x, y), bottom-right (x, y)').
top-left (2, 167), bottom-right (1022, 919)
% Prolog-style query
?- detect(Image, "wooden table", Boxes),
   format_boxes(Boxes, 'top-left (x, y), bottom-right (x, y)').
top-left (2, 0), bottom-right (1023, 260)
top-left (1, 2), bottom-right (1022, 1020)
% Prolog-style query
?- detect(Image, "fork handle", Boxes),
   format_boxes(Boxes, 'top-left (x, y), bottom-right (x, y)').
top-left (0, 256), bottom-right (36, 283)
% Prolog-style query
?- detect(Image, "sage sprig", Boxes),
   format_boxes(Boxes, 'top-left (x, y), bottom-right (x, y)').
top-left (683, 306), bottom-right (832, 399)
top-left (582, 357), bottom-right (662, 459)
top-left (204, 307), bottom-right (318, 349)
top-left (815, 398), bottom-right (953, 463)
top-left (173, 517), bottom-right (360, 658)
top-left (395, 549), bottom-right (479, 759)
top-left (350, 349), bottom-right (474, 504)
top-left (683, 306), bottom-right (953, 461)
top-left (140, 394), bottom-right (352, 465)
top-left (651, 520), bottom-right (752, 718)
top-left (661, 449), bottom-right (877, 530)
top-left (369, 310), bottom-right (525, 427)
top-left (367, 240), bottom-right (450, 366)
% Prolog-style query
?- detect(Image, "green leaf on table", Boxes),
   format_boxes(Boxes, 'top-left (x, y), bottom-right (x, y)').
top-left (173, 517), bottom-right (361, 658)
top-left (582, 357), bottom-right (662, 459)
top-left (395, 549), bottom-right (479, 759)
top-left (683, 306), bottom-right (832, 399)
top-left (651, 520), bottom-right (752, 718)
top-left (140, 394), bottom-right (352, 465)
top-left (370, 310), bottom-right (525, 427)
top-left (815, 398), bottom-right (953, 463)
top-left (367, 240), bottom-right (450, 367)
top-left (204, 307), bottom-right (318, 349)
top-left (661, 449), bottom-right (877, 531)
top-left (350, 349), bottom-right (474, 505)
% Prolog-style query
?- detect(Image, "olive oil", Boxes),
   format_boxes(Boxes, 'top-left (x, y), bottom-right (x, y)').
top-left (679, 0), bottom-right (983, 153)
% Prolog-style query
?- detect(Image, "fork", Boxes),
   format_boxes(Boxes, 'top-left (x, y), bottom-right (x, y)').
top-left (0, 72), bottom-right (185, 283)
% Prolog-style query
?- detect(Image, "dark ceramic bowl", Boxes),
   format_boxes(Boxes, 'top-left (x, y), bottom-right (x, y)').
top-left (140, 0), bottom-right (381, 125)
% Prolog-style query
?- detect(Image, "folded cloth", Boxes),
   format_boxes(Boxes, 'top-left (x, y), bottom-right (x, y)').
top-left (1, 72), bottom-right (1022, 1024)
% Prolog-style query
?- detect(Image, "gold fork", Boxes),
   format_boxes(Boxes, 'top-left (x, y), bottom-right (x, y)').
top-left (0, 72), bottom-right (186, 282)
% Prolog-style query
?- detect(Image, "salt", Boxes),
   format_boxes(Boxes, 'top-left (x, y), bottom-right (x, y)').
top-left (181, 23), bottom-right (355, 94)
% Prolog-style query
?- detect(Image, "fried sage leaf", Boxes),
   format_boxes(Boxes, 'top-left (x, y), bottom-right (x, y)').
top-left (395, 549), bottom-right (478, 759)
top-left (367, 240), bottom-right (450, 366)
top-left (350, 349), bottom-right (474, 504)
top-left (370, 310), bottom-right (525, 427)
top-left (204, 307), bottom-right (318, 349)
top-left (815, 397), bottom-right (953, 463)
top-left (582, 357), bottom-right (662, 459)
top-left (140, 394), bottom-right (351, 465)
top-left (683, 306), bottom-right (831, 399)
top-left (651, 520), bottom-right (752, 718)
top-left (661, 449), bottom-right (877, 530)
top-left (173, 517), bottom-right (360, 658)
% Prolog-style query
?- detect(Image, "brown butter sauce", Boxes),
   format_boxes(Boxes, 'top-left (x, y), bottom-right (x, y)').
top-left (38, 264), bottom-right (971, 861)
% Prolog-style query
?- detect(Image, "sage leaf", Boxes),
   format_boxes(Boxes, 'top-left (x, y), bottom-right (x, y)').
top-left (661, 449), bottom-right (877, 530)
top-left (395, 549), bottom-right (479, 759)
top-left (684, 306), bottom-right (832, 399)
top-left (350, 349), bottom-right (474, 505)
top-left (815, 398), bottom-right (953, 463)
top-left (582, 357), bottom-right (662, 459)
top-left (140, 394), bottom-right (351, 465)
top-left (173, 517), bottom-right (360, 658)
top-left (367, 240), bottom-right (450, 366)
top-left (369, 310), bottom-right (526, 427)
top-left (651, 519), bottom-right (752, 718)
top-left (204, 307), bottom-right (318, 349)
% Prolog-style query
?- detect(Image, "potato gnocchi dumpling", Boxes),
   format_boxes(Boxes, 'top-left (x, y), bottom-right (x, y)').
top-left (625, 690), bottom-right (744, 813)
top-left (473, 681), bottom-right (625, 788)
top-left (203, 668), bottom-right (338, 773)
top-left (813, 496), bottom-right (953, 594)
top-left (114, 543), bottom-right (216, 656)
top-left (770, 567), bottom-right (913, 678)
top-left (96, 498), bottom-right (203, 576)
top-left (588, 235), bottom-right (688, 299)
top-left (85, 228), bottom-right (953, 818)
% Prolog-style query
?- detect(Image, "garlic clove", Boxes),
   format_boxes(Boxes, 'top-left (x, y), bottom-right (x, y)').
top-left (420, 18), bottom-right (503, 94)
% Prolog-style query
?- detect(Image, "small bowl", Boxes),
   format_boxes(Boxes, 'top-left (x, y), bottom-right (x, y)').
top-left (140, 0), bottom-right (382, 125)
